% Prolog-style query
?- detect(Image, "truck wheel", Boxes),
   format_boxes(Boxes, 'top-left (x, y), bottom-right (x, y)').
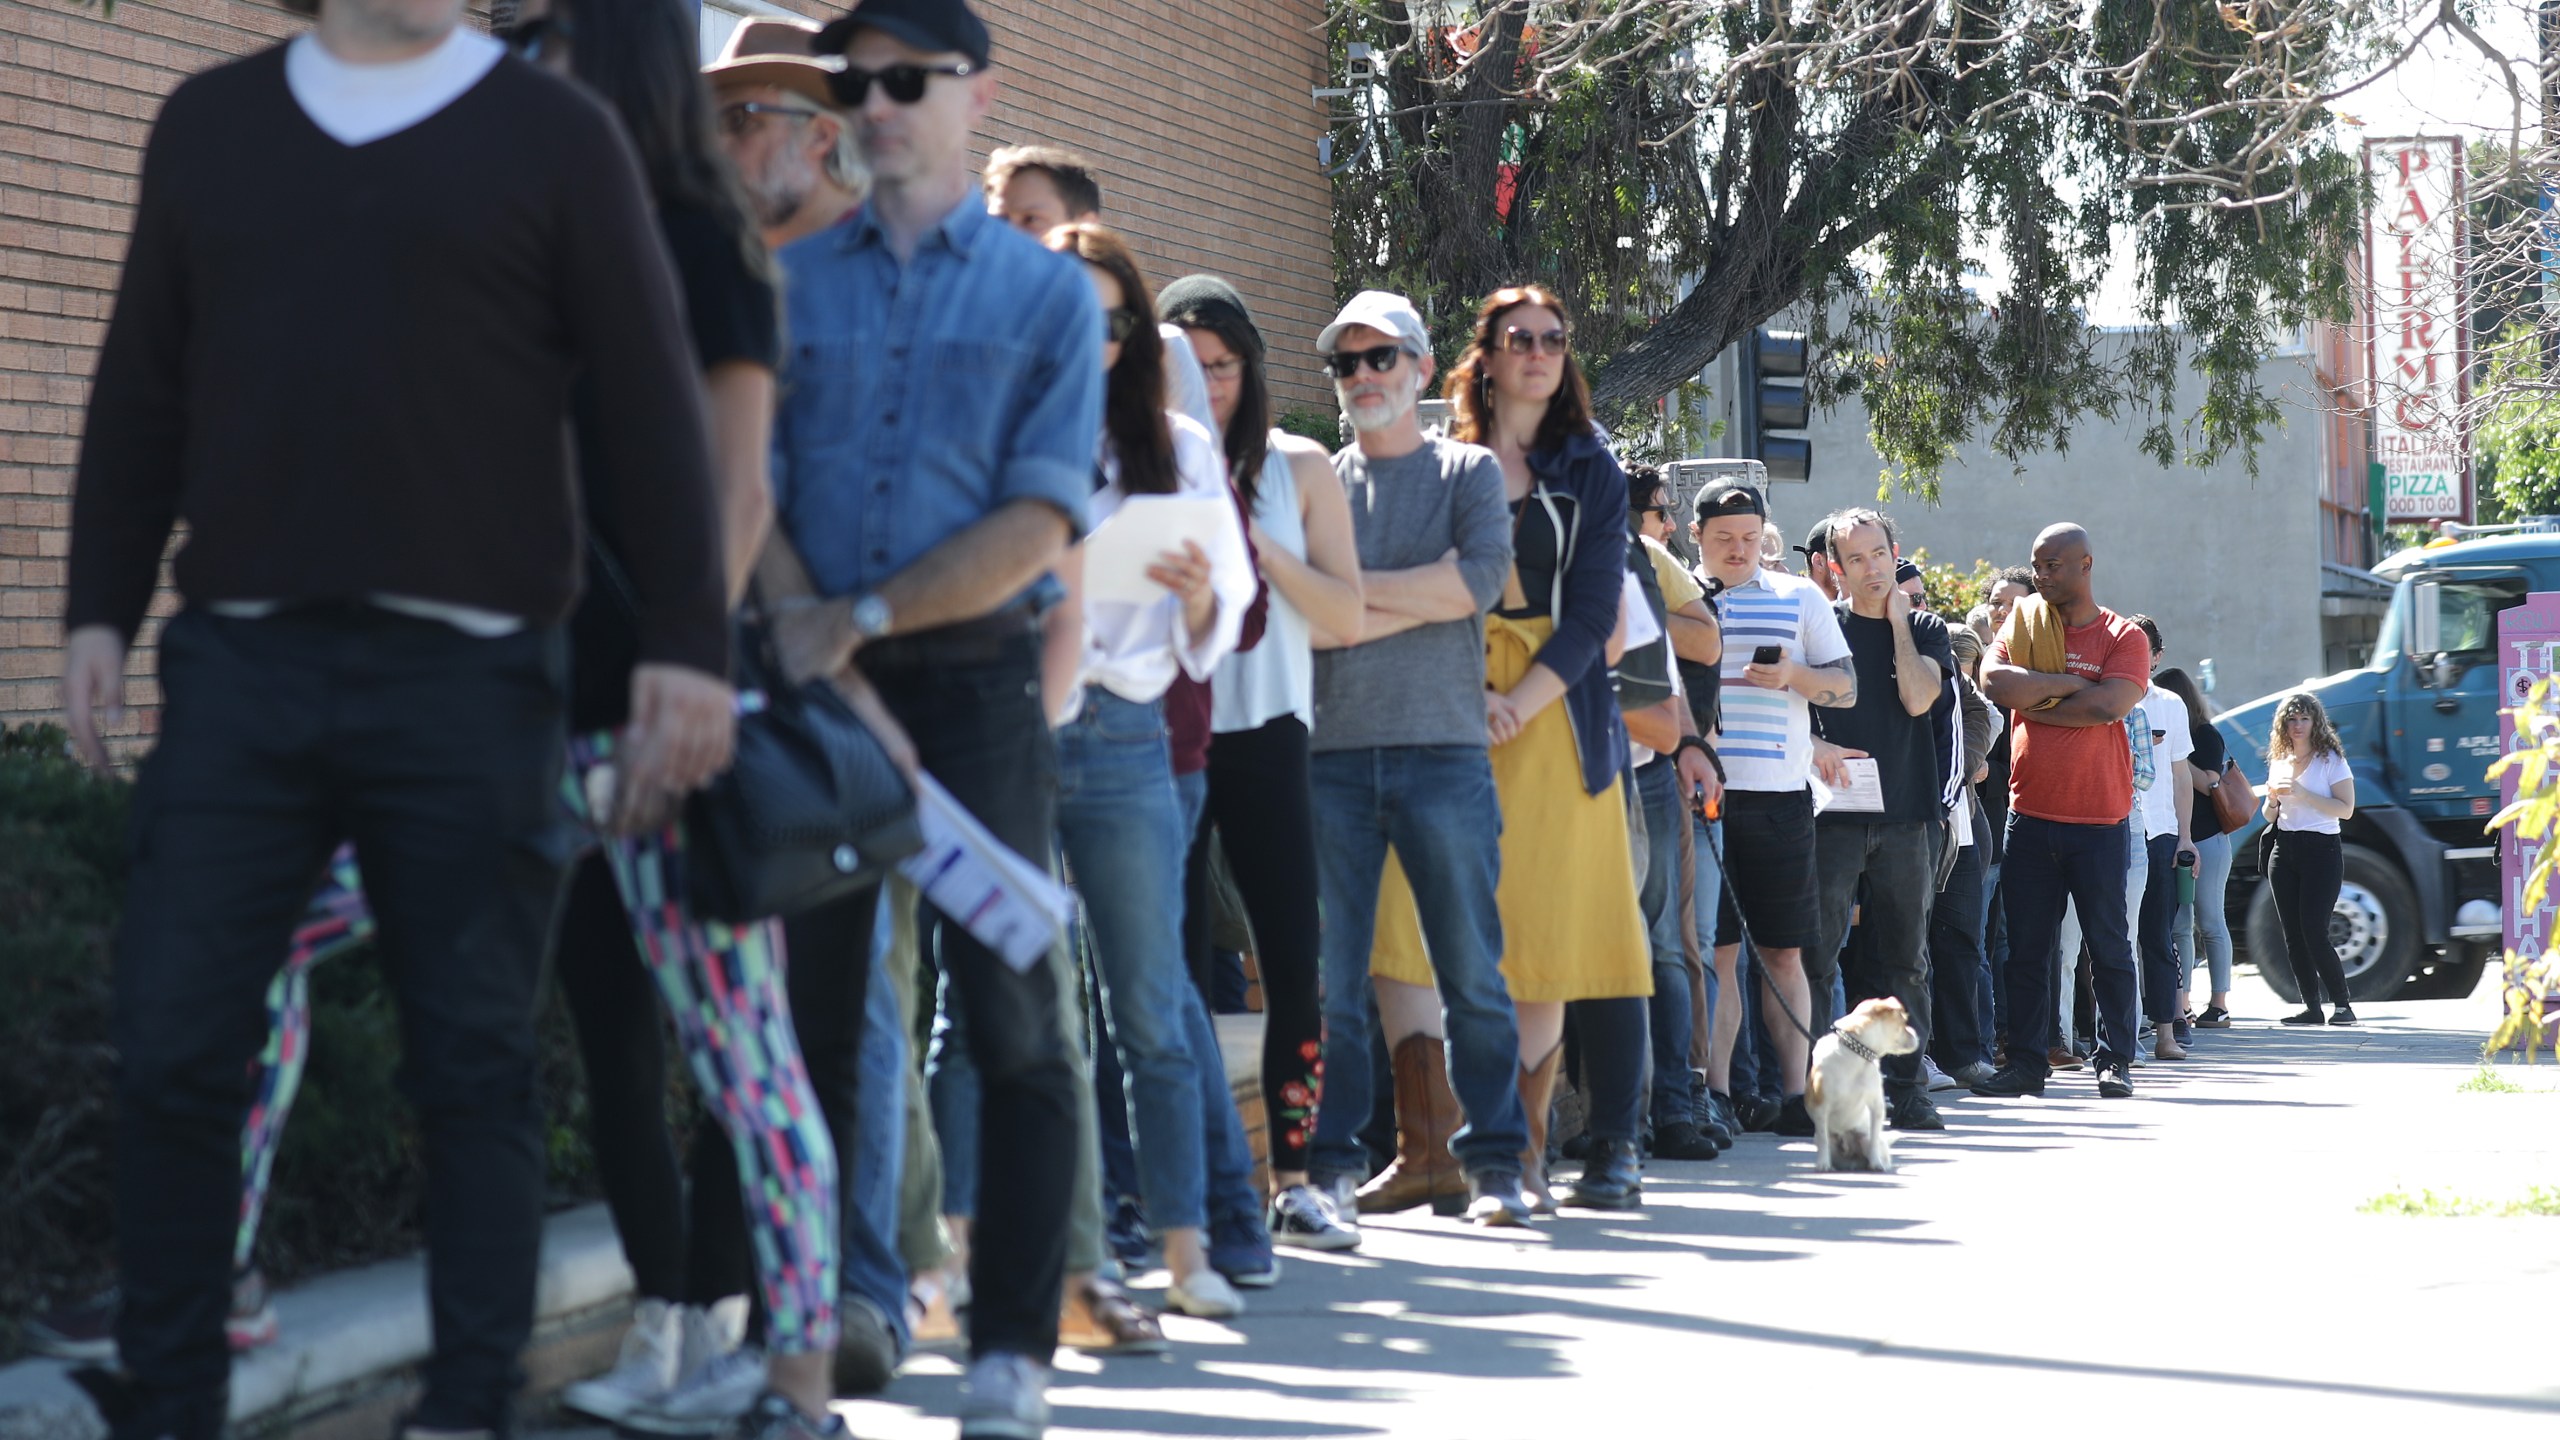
top-left (2243, 846), bottom-right (2421, 1003)
top-left (2405, 945), bottom-right (2489, 1000)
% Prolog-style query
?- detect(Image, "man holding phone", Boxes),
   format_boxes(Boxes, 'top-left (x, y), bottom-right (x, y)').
top-left (1691, 482), bottom-right (1857, 1136)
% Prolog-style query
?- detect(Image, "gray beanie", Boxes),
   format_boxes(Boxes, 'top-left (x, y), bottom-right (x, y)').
top-left (1156, 274), bottom-right (1262, 357)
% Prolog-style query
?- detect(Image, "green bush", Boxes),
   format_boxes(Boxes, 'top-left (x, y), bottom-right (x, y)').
top-left (0, 723), bottom-right (610, 1356)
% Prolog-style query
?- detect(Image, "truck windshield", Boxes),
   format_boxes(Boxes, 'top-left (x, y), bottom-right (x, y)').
top-left (2368, 579), bottom-right (2405, 672)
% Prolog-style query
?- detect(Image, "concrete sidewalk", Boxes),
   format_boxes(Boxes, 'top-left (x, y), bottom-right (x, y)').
top-left (757, 977), bottom-right (2559, 1439)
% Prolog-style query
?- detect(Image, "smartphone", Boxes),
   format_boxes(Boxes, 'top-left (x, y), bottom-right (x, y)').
top-left (1752, 644), bottom-right (1782, 666)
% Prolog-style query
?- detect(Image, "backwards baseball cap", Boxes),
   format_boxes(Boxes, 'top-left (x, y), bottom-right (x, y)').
top-left (1794, 519), bottom-right (1831, 562)
top-left (1159, 274), bottom-right (1263, 357)
top-left (1895, 558), bottom-right (1924, 587)
top-left (1694, 480), bottom-right (1766, 526)
top-left (703, 16), bottom-right (841, 109)
top-left (814, 0), bottom-right (993, 69)
top-left (1318, 290), bottom-right (1431, 357)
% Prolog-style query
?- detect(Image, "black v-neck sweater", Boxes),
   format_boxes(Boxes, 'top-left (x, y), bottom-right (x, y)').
top-left (68, 45), bottom-right (727, 678)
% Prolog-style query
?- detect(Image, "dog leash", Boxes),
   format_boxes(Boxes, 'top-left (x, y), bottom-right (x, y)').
top-left (1692, 781), bottom-right (1824, 1049)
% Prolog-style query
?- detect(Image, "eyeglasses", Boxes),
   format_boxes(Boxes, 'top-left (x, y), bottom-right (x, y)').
top-left (825, 61), bottom-right (977, 108)
top-left (1632, 505), bottom-right (1670, 519)
top-left (1107, 307), bottom-right (1143, 343)
top-left (1324, 345), bottom-right (1405, 378)
top-left (1500, 325), bottom-right (1569, 356)
top-left (1199, 356), bottom-right (1245, 381)
top-left (719, 102), bottom-right (817, 137)
top-left (497, 13), bottom-right (570, 62)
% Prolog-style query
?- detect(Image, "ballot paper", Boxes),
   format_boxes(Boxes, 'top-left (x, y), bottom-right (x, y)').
top-left (1814, 757), bottom-right (1886, 814)
top-left (896, 773), bottom-right (1076, 973)
top-left (1082, 494), bottom-right (1235, 606)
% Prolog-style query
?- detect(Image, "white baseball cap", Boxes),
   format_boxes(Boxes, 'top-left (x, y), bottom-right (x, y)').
top-left (1318, 290), bottom-right (1430, 357)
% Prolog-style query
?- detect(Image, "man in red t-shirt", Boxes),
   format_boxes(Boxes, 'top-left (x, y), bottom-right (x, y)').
top-left (1971, 524), bottom-right (2150, 1099)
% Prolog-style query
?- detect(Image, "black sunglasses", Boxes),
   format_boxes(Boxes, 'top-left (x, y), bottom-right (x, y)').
top-left (1323, 345), bottom-right (1405, 378)
top-left (825, 61), bottom-right (978, 108)
top-left (497, 13), bottom-right (571, 61)
top-left (1500, 325), bottom-right (1569, 356)
top-left (1107, 307), bottom-right (1142, 343)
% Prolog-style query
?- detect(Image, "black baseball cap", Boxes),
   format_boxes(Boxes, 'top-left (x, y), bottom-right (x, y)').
top-left (814, 0), bottom-right (993, 68)
top-left (1694, 480), bottom-right (1766, 526)
top-left (1895, 558), bottom-right (1924, 586)
top-left (1794, 520), bottom-right (1831, 562)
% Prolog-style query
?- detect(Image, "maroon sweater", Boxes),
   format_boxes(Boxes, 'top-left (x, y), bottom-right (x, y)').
top-left (1167, 478), bottom-right (1267, 776)
top-left (68, 47), bottom-right (726, 677)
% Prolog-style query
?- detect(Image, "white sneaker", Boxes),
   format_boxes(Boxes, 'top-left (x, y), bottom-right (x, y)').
top-left (1922, 1057), bottom-right (1962, 1093)
top-left (1268, 1184), bottom-right (1361, 1252)
top-left (560, 1297), bottom-right (680, 1424)
top-left (1163, 1268), bottom-right (1244, 1318)
top-left (624, 1348), bottom-right (766, 1436)
top-left (958, 1351), bottom-right (1050, 1440)
top-left (1316, 1174), bottom-right (1362, 1243)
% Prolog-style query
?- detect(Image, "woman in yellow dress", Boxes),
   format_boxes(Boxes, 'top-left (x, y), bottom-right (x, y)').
top-left (1364, 285), bottom-right (1653, 1214)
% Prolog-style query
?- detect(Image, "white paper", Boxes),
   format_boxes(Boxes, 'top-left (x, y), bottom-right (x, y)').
top-left (896, 773), bottom-right (1076, 973)
top-left (1622, 571), bottom-right (1663, 649)
top-left (1082, 495), bottom-right (1235, 606)
top-left (1815, 757), bottom-right (1886, 814)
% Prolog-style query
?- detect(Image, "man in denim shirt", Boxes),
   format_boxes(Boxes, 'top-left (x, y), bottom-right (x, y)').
top-left (763, 1), bottom-right (1101, 1434)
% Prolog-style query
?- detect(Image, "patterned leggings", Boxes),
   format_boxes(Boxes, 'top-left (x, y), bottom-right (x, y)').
top-left (232, 733), bottom-right (840, 1352)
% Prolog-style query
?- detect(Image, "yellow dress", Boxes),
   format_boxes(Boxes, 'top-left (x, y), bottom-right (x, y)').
top-left (1369, 613), bottom-right (1653, 1003)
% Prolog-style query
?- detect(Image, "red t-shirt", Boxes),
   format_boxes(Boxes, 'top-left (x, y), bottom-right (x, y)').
top-left (1995, 607), bottom-right (2150, 826)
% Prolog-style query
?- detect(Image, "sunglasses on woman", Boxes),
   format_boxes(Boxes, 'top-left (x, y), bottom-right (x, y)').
top-left (1500, 325), bottom-right (1569, 356)
top-left (825, 61), bottom-right (978, 108)
top-left (1323, 345), bottom-right (1405, 378)
top-left (1107, 307), bottom-right (1143, 343)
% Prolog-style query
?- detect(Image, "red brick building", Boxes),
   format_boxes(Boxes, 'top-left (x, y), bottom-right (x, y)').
top-left (0, 0), bottom-right (1333, 742)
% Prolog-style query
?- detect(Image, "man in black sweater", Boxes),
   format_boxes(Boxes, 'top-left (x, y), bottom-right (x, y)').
top-left (60, 2), bottom-right (733, 1436)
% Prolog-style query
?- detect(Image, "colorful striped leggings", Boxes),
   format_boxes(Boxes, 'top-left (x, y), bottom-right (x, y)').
top-left (233, 733), bottom-right (840, 1352)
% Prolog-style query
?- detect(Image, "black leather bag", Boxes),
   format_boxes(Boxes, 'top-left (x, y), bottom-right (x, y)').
top-left (685, 616), bottom-right (924, 925)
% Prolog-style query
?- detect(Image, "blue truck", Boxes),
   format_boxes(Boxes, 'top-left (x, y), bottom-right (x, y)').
top-left (2212, 525), bottom-right (2554, 1001)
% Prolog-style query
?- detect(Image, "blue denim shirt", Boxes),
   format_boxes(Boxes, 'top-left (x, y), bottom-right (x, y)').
top-left (771, 195), bottom-right (1102, 601)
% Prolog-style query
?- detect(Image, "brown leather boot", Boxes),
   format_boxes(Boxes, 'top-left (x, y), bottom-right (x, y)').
top-left (1517, 1043), bottom-right (1563, 1215)
top-left (1355, 1034), bottom-right (1467, 1215)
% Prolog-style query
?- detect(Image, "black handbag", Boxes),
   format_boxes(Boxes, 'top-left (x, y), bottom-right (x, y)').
top-left (685, 614), bottom-right (925, 925)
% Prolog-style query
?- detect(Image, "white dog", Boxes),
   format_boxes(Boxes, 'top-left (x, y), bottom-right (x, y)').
top-left (1807, 997), bottom-right (1922, 1172)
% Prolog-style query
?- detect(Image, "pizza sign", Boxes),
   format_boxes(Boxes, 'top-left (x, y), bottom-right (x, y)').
top-left (2365, 137), bottom-right (2472, 523)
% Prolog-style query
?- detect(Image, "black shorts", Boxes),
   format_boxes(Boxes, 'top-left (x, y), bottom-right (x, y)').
top-left (1713, 787), bottom-right (1821, 951)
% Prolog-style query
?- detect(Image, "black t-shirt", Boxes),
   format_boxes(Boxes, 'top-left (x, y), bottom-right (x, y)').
top-left (569, 200), bottom-right (781, 731)
top-left (2187, 716), bottom-right (2228, 842)
top-left (1813, 606), bottom-right (1956, 825)
top-left (1497, 493), bottom-right (1563, 620)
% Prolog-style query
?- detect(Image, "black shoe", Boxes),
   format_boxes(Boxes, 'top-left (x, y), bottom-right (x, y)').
top-left (1560, 1138), bottom-right (1644, 1210)
top-left (2096, 1060), bottom-right (2134, 1098)
top-left (1970, 1062), bottom-right (2047, 1098)
top-left (1558, 1130), bottom-right (1593, 1162)
top-left (1463, 1170), bottom-right (1535, 1228)
top-left (1650, 1118), bottom-right (1723, 1161)
top-left (1694, 1089), bottom-right (1736, 1147)
top-left (831, 1295), bottom-right (901, 1396)
top-left (2328, 1006), bottom-right (2358, 1027)
top-left (1736, 1093), bottom-right (1783, 1133)
top-left (2281, 1008), bottom-right (2326, 1026)
top-left (1773, 1094), bottom-right (1816, 1136)
top-left (1887, 1091), bottom-right (1946, 1130)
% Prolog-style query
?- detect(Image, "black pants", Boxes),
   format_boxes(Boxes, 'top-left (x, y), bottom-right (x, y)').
top-left (112, 610), bottom-right (571, 1439)
top-left (1809, 819), bottom-right (1941, 1099)
top-left (1927, 838), bottom-right (1990, 1072)
top-left (2136, 831), bottom-right (2184, 1023)
top-left (2000, 814), bottom-right (2141, 1073)
top-left (716, 630), bottom-right (1078, 1361)
top-left (1197, 715), bottom-right (1325, 1176)
top-left (2268, 830), bottom-right (2349, 1007)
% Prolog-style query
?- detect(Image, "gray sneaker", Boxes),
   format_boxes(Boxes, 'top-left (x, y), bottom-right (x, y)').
top-left (1462, 1171), bottom-right (1534, 1228)
top-left (622, 1343), bottom-right (766, 1436)
top-left (1949, 1061), bottom-right (1999, 1089)
top-left (958, 1351), bottom-right (1050, 1440)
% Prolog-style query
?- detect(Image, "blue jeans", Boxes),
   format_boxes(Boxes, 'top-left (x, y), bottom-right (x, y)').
top-left (845, 902), bottom-right (911, 1348)
top-left (2001, 814), bottom-right (2142, 1072)
top-left (1687, 810), bottom-right (1723, 1091)
top-left (1056, 691), bottom-right (1212, 1232)
top-left (1981, 860), bottom-right (2006, 1041)
top-left (1309, 745), bottom-right (1527, 1179)
top-left (2179, 830), bottom-right (2234, 995)
top-left (1633, 759), bottom-right (1695, 1130)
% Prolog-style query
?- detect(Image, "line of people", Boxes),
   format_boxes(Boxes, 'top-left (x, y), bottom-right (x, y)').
top-left (47, 1), bottom-right (2360, 1438)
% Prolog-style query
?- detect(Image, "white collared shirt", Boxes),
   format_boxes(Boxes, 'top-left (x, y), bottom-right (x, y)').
top-left (1077, 412), bottom-right (1256, 706)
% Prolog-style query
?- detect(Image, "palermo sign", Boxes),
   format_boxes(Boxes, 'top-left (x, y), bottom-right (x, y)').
top-left (2365, 137), bottom-right (2472, 523)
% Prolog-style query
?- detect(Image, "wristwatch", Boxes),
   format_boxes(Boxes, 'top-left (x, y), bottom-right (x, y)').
top-left (849, 592), bottom-right (894, 643)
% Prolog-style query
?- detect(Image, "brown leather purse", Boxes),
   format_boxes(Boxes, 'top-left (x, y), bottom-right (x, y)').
top-left (2210, 757), bottom-right (2256, 836)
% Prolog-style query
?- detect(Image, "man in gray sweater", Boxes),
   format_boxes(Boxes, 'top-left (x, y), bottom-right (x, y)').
top-left (1301, 291), bottom-right (1532, 1231)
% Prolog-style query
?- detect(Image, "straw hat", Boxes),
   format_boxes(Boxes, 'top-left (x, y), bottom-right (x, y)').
top-left (702, 16), bottom-right (841, 110)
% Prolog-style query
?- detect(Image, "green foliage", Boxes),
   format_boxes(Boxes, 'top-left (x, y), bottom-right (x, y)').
top-left (2478, 322), bottom-right (2560, 524)
top-left (1906, 550), bottom-right (2003, 623)
top-left (2361, 1186), bottom-right (2560, 1218)
top-left (2485, 677), bottom-right (2560, 1063)
top-left (2458, 1064), bottom-right (2527, 1094)
top-left (1276, 406), bottom-right (1345, 453)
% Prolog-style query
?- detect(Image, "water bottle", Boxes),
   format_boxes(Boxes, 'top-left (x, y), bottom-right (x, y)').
top-left (2176, 852), bottom-right (2197, 907)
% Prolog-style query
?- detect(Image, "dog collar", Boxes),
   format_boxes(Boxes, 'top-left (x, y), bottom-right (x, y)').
top-left (1833, 1026), bottom-right (1882, 1064)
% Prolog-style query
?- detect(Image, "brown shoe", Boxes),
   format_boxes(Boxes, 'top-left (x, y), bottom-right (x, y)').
top-left (1517, 1043), bottom-right (1563, 1216)
top-left (2046, 1045), bottom-right (2085, 1071)
top-left (1060, 1276), bottom-right (1166, 1355)
top-left (1355, 1034), bottom-right (1468, 1215)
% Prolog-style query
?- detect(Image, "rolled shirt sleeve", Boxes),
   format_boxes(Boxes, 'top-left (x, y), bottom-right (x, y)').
top-left (1448, 449), bottom-right (1517, 613)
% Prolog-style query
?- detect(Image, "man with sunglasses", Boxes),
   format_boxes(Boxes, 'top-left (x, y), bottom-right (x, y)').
top-left (1301, 290), bottom-right (1536, 1231)
top-left (63, 1), bottom-right (731, 1437)
top-left (704, 16), bottom-right (866, 249)
top-left (764, 1), bottom-right (1101, 1436)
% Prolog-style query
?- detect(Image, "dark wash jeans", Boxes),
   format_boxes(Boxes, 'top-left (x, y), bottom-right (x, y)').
top-left (1928, 838), bottom-right (1993, 1073)
top-left (796, 631), bottom-right (1081, 1363)
top-left (112, 610), bottom-right (573, 1439)
top-left (1634, 757), bottom-right (1692, 1129)
top-left (2000, 813), bottom-right (2142, 1073)
top-left (1809, 818), bottom-right (1941, 1099)
top-left (2136, 830), bottom-right (2185, 1023)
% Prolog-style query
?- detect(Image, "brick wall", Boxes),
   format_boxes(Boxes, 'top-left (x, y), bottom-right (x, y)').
top-left (0, 0), bottom-right (1334, 738)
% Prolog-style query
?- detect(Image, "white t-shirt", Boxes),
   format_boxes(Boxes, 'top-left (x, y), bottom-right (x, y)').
top-left (2272, 749), bottom-right (2352, 834)
top-left (1076, 412), bottom-right (1256, 706)
top-left (1710, 568), bottom-right (1851, 793)
top-left (286, 29), bottom-right (504, 146)
top-left (2137, 686), bottom-right (2195, 839)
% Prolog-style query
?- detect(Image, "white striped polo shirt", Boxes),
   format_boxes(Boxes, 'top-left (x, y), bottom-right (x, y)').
top-left (1710, 568), bottom-right (1851, 793)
